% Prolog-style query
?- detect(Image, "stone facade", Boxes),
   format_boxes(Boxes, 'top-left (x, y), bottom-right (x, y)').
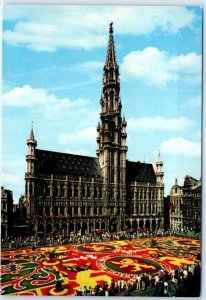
top-left (25, 23), bottom-right (164, 236)
top-left (169, 176), bottom-right (201, 232)
top-left (1, 187), bottom-right (13, 238)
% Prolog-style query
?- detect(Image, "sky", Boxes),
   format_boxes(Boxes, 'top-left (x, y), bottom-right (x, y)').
top-left (2, 5), bottom-right (202, 202)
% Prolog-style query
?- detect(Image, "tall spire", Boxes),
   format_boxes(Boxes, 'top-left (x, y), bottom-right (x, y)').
top-left (105, 22), bottom-right (118, 67)
top-left (27, 121), bottom-right (37, 147)
top-left (30, 121), bottom-right (35, 140)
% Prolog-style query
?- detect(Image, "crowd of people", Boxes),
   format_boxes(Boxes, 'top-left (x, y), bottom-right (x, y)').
top-left (1, 228), bottom-right (200, 250)
top-left (73, 262), bottom-right (201, 297)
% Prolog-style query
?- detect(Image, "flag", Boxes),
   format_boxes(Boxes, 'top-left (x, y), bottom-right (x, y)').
top-left (168, 202), bottom-right (175, 212)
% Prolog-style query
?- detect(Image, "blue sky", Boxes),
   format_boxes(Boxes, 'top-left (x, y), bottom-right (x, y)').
top-left (2, 5), bottom-right (202, 202)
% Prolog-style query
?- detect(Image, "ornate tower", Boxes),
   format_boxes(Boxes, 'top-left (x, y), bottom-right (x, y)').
top-left (156, 150), bottom-right (164, 185)
top-left (25, 124), bottom-right (37, 220)
top-left (96, 23), bottom-right (127, 220)
top-left (155, 150), bottom-right (164, 227)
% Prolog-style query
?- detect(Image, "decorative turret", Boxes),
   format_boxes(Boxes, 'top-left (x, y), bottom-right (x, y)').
top-left (25, 123), bottom-right (37, 219)
top-left (155, 150), bottom-right (164, 185)
top-left (26, 123), bottom-right (37, 175)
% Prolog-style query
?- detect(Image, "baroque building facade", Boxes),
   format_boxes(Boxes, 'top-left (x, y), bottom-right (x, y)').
top-left (25, 23), bottom-right (164, 236)
top-left (1, 186), bottom-right (14, 238)
top-left (169, 176), bottom-right (201, 232)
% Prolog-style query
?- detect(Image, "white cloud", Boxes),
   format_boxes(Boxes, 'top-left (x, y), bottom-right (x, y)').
top-left (160, 137), bottom-right (201, 156)
top-left (127, 116), bottom-right (193, 131)
top-left (2, 85), bottom-right (91, 118)
top-left (3, 6), bottom-right (197, 51)
top-left (58, 127), bottom-right (97, 145)
top-left (121, 47), bottom-right (201, 87)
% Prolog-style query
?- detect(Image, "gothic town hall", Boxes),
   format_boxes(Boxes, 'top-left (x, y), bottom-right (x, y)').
top-left (25, 23), bottom-right (164, 236)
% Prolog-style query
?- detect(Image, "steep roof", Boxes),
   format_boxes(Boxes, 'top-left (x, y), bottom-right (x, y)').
top-left (126, 160), bottom-right (156, 183)
top-left (35, 149), bottom-right (102, 180)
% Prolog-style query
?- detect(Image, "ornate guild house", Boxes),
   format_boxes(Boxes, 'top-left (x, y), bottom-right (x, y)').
top-left (25, 23), bottom-right (164, 236)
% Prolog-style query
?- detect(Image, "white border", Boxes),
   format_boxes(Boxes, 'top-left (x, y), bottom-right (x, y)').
top-left (0, 1), bottom-right (205, 300)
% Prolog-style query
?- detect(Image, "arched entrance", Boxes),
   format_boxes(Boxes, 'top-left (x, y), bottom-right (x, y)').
top-left (126, 220), bottom-right (131, 230)
top-left (37, 223), bottom-right (45, 235)
top-left (109, 218), bottom-right (117, 232)
top-left (54, 223), bottom-right (60, 234)
top-left (95, 222), bottom-right (100, 230)
top-left (62, 223), bottom-right (67, 236)
top-left (145, 220), bottom-right (150, 230)
top-left (132, 220), bottom-right (137, 230)
top-left (101, 222), bottom-right (105, 230)
top-left (139, 220), bottom-right (144, 229)
top-left (69, 223), bottom-right (74, 233)
top-left (82, 223), bottom-right (87, 235)
top-left (152, 220), bottom-right (156, 231)
top-left (76, 223), bottom-right (81, 234)
top-left (89, 222), bottom-right (94, 233)
top-left (46, 223), bottom-right (52, 234)
top-left (1, 226), bottom-right (6, 239)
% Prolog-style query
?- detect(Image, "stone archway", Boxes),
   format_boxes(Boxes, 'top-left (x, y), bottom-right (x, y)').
top-left (89, 222), bottom-right (94, 233)
top-left (37, 223), bottom-right (45, 234)
top-left (55, 223), bottom-right (60, 233)
top-left (126, 220), bottom-right (131, 230)
top-left (145, 220), bottom-right (150, 230)
top-left (1, 225), bottom-right (6, 239)
top-left (62, 223), bottom-right (67, 236)
top-left (101, 222), bottom-right (106, 230)
top-left (132, 220), bottom-right (137, 230)
top-left (152, 220), bottom-right (156, 231)
top-left (82, 223), bottom-right (87, 235)
top-left (76, 223), bottom-right (81, 234)
top-left (109, 218), bottom-right (117, 233)
top-left (69, 223), bottom-right (74, 233)
top-left (139, 220), bottom-right (144, 229)
top-left (95, 222), bottom-right (100, 230)
top-left (46, 223), bottom-right (52, 234)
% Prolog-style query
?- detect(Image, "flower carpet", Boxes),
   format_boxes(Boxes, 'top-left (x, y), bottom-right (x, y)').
top-left (0, 236), bottom-right (200, 296)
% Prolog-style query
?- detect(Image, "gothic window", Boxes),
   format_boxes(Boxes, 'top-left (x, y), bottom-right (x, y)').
top-left (37, 207), bottom-right (43, 216)
top-left (81, 207), bottom-right (85, 215)
top-left (82, 187), bottom-right (85, 198)
top-left (46, 184), bottom-right (50, 197)
top-left (94, 207), bottom-right (97, 215)
top-left (87, 207), bottom-right (91, 215)
top-left (68, 206), bottom-right (72, 216)
top-left (54, 184), bottom-right (58, 197)
top-left (99, 188), bottom-right (102, 198)
top-left (54, 206), bottom-right (58, 216)
top-left (110, 68), bottom-right (113, 79)
top-left (45, 207), bottom-right (50, 215)
top-left (87, 186), bottom-right (91, 198)
top-left (94, 188), bottom-right (97, 198)
top-left (74, 186), bottom-right (78, 197)
top-left (99, 207), bottom-right (102, 215)
top-left (111, 188), bottom-right (114, 198)
top-left (59, 185), bottom-right (64, 197)
top-left (110, 91), bottom-right (114, 110)
top-left (68, 186), bottom-right (72, 197)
